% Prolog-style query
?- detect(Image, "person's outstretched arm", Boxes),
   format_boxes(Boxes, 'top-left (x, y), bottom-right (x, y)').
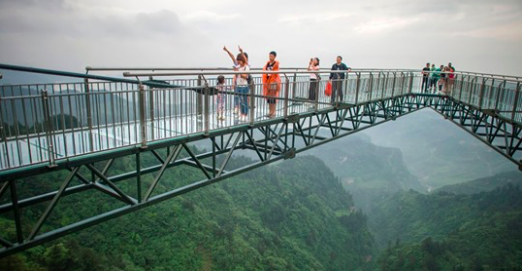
top-left (223, 46), bottom-right (237, 65)
top-left (238, 46), bottom-right (248, 65)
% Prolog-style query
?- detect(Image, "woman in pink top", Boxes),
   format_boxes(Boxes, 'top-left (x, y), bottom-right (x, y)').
top-left (307, 57), bottom-right (320, 107)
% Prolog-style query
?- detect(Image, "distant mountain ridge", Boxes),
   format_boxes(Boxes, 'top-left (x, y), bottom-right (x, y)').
top-left (435, 170), bottom-right (522, 195)
top-left (304, 134), bottom-right (427, 211)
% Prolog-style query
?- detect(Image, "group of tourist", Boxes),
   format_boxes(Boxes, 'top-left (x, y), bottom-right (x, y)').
top-left (421, 62), bottom-right (456, 94)
top-left (214, 47), bottom-right (458, 122)
top-left (216, 46), bottom-right (351, 121)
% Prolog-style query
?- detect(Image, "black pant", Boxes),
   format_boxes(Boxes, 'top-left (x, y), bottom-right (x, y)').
top-left (422, 77), bottom-right (429, 92)
top-left (309, 79), bottom-right (318, 101)
top-left (429, 78), bottom-right (436, 90)
top-left (331, 80), bottom-right (343, 103)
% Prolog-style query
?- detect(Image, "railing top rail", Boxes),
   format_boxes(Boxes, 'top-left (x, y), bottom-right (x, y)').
top-left (91, 66), bottom-right (520, 80)
top-left (3, 63), bottom-right (521, 84)
top-left (0, 63), bottom-right (180, 89)
top-left (87, 67), bottom-right (303, 72)
top-left (123, 69), bottom-right (522, 82)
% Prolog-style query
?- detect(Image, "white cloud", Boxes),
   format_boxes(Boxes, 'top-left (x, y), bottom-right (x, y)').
top-left (0, 0), bottom-right (521, 75)
top-left (182, 10), bottom-right (242, 23)
top-left (353, 17), bottom-right (422, 34)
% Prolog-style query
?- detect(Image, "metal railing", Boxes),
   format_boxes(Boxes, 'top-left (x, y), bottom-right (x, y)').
top-left (1, 64), bottom-right (521, 172)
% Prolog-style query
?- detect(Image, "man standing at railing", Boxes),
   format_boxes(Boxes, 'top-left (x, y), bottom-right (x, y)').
top-left (429, 63), bottom-right (437, 92)
top-left (263, 51), bottom-right (281, 118)
top-left (421, 63), bottom-right (430, 93)
top-left (329, 56), bottom-right (351, 104)
top-left (433, 65), bottom-right (442, 93)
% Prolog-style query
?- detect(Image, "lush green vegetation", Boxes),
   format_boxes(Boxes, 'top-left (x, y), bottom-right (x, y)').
top-left (1, 116), bottom-right (522, 270)
top-left (304, 134), bottom-right (426, 212)
top-left (374, 185), bottom-right (522, 270)
top-left (435, 171), bottom-right (522, 195)
top-left (362, 110), bottom-right (515, 187)
top-left (0, 155), bottom-right (375, 271)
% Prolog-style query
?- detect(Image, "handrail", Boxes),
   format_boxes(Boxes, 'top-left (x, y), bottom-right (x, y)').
top-left (90, 66), bottom-right (521, 81)
top-left (3, 63), bottom-right (521, 85)
top-left (87, 67), bottom-right (301, 72)
top-left (0, 63), bottom-right (187, 89)
top-left (123, 69), bottom-right (522, 83)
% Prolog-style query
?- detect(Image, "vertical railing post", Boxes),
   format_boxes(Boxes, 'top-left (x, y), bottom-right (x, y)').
top-left (390, 72), bottom-right (397, 98)
top-left (314, 72), bottom-right (320, 111)
top-left (486, 78), bottom-right (495, 109)
top-left (41, 90), bottom-right (56, 167)
top-left (343, 71), bottom-right (350, 104)
top-left (204, 79), bottom-right (210, 133)
top-left (512, 82), bottom-right (520, 123)
top-left (197, 75), bottom-right (203, 116)
top-left (284, 74), bottom-right (290, 118)
top-left (408, 72), bottom-right (414, 95)
top-left (0, 95), bottom-right (10, 169)
top-left (354, 72), bottom-right (361, 105)
top-left (148, 80), bottom-right (155, 141)
top-left (478, 78), bottom-right (486, 109)
top-left (400, 72), bottom-right (406, 96)
top-left (83, 78), bottom-right (94, 152)
top-left (494, 80), bottom-right (506, 112)
top-left (468, 77), bottom-right (476, 105)
top-left (380, 72), bottom-right (387, 100)
top-left (368, 72), bottom-right (374, 102)
top-left (249, 79), bottom-right (255, 124)
top-left (457, 75), bottom-right (466, 102)
top-left (138, 82), bottom-right (147, 148)
top-left (291, 71), bottom-right (297, 100)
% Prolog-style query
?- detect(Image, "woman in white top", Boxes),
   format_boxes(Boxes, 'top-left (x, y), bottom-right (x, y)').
top-left (235, 54), bottom-right (250, 121)
top-left (308, 57), bottom-right (320, 104)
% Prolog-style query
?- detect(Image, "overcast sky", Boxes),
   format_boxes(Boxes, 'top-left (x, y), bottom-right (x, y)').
top-left (1, 0), bottom-right (521, 75)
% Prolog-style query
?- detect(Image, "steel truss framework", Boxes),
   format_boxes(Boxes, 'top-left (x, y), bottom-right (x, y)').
top-left (0, 93), bottom-right (521, 258)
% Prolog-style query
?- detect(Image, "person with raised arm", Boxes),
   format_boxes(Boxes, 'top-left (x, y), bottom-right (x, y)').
top-left (234, 53), bottom-right (250, 121)
top-left (223, 46), bottom-right (249, 115)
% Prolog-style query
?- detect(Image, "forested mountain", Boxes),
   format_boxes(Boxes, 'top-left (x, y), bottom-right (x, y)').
top-left (304, 134), bottom-right (427, 211)
top-left (0, 155), bottom-right (376, 271)
top-left (435, 170), bottom-right (522, 195)
top-left (373, 185), bottom-right (522, 270)
top-left (363, 109), bottom-right (515, 188)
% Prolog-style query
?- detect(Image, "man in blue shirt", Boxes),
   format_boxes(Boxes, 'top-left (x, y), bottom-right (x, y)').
top-left (329, 56), bottom-right (351, 104)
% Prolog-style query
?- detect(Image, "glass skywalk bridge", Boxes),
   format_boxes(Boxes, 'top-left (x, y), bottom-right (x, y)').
top-left (0, 63), bottom-right (520, 257)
